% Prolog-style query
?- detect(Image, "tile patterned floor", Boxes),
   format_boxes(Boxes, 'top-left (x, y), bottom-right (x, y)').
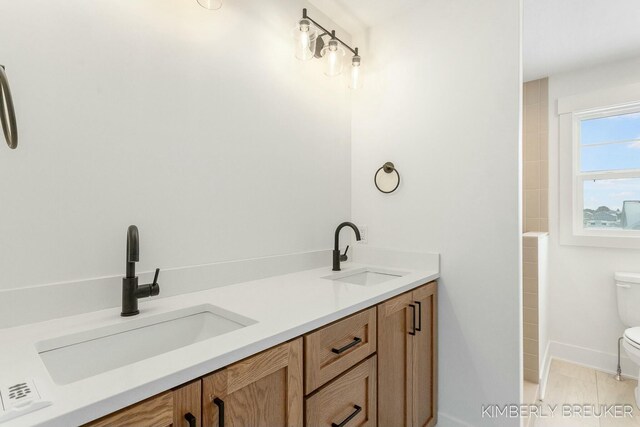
top-left (532, 360), bottom-right (640, 426)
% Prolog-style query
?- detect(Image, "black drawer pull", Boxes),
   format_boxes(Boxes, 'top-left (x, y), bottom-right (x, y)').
top-left (415, 300), bottom-right (422, 332)
top-left (331, 405), bottom-right (362, 427)
top-left (213, 397), bottom-right (225, 427)
top-left (332, 337), bottom-right (362, 354)
top-left (409, 304), bottom-right (416, 335)
top-left (184, 412), bottom-right (196, 427)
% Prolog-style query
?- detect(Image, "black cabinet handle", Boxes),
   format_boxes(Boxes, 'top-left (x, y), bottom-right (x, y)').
top-left (213, 397), bottom-right (225, 427)
top-left (184, 412), bottom-right (196, 427)
top-left (332, 337), bottom-right (362, 354)
top-left (409, 304), bottom-right (416, 335)
top-left (415, 301), bottom-right (422, 332)
top-left (331, 405), bottom-right (362, 427)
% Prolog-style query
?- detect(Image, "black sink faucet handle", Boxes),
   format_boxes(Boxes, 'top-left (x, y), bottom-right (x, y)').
top-left (340, 245), bottom-right (350, 262)
top-left (148, 268), bottom-right (160, 296)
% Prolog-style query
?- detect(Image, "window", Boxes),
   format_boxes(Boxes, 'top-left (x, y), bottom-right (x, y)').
top-left (577, 109), bottom-right (640, 231)
top-left (578, 109), bottom-right (640, 232)
top-left (559, 83), bottom-right (640, 248)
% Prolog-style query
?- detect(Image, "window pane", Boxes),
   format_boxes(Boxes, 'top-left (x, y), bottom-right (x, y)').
top-left (581, 141), bottom-right (640, 172)
top-left (581, 112), bottom-right (640, 145)
top-left (583, 178), bottom-right (640, 229)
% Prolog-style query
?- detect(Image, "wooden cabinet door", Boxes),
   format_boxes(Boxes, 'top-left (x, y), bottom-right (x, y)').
top-left (377, 291), bottom-right (413, 427)
top-left (84, 391), bottom-right (174, 427)
top-left (411, 282), bottom-right (437, 427)
top-left (305, 356), bottom-right (377, 427)
top-left (201, 338), bottom-right (303, 427)
top-left (174, 380), bottom-right (202, 427)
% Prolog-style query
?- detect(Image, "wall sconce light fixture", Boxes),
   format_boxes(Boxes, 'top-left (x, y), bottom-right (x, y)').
top-left (197, 0), bottom-right (222, 10)
top-left (293, 8), bottom-right (362, 89)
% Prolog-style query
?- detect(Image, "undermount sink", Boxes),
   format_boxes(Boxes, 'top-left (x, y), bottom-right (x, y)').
top-left (36, 304), bottom-right (256, 385)
top-left (324, 268), bottom-right (406, 286)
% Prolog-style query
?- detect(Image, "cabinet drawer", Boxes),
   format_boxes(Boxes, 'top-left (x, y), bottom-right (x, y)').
top-left (305, 356), bottom-right (377, 427)
top-left (84, 391), bottom-right (173, 427)
top-left (304, 307), bottom-right (377, 394)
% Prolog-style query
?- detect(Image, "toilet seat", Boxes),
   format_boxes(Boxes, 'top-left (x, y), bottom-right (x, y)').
top-left (624, 327), bottom-right (640, 350)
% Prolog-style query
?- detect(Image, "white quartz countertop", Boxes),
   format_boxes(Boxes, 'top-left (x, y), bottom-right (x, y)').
top-left (0, 260), bottom-right (439, 427)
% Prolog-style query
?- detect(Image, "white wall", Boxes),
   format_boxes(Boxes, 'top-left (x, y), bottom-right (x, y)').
top-left (0, 0), bottom-right (351, 290)
top-left (351, 0), bottom-right (522, 425)
top-left (546, 57), bottom-right (640, 375)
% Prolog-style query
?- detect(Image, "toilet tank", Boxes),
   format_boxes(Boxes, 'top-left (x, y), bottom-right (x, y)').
top-left (615, 272), bottom-right (640, 327)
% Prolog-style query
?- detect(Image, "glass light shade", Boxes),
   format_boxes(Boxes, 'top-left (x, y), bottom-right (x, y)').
top-left (321, 39), bottom-right (345, 77)
top-left (349, 55), bottom-right (362, 89)
top-left (197, 0), bottom-right (222, 9)
top-left (292, 19), bottom-right (317, 61)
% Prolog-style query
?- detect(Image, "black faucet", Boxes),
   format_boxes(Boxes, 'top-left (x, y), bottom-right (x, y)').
top-left (333, 222), bottom-right (362, 271)
top-left (121, 225), bottom-right (160, 317)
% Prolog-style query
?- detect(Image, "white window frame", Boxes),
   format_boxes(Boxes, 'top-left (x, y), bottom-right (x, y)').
top-left (559, 82), bottom-right (640, 248)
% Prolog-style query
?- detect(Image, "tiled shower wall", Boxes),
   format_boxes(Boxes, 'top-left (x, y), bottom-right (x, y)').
top-left (523, 78), bottom-right (549, 232)
top-left (522, 78), bottom-right (549, 384)
top-left (523, 233), bottom-right (543, 383)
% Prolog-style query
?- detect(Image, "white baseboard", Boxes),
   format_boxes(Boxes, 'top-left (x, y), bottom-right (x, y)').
top-left (546, 340), bottom-right (638, 380)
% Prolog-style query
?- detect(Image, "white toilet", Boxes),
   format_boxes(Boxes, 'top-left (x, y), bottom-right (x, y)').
top-left (615, 272), bottom-right (640, 407)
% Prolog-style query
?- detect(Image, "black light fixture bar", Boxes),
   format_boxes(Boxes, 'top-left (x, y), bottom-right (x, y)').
top-left (302, 8), bottom-right (359, 56)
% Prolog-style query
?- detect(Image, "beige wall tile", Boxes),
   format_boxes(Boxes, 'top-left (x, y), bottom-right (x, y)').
top-left (524, 132), bottom-right (540, 162)
top-left (524, 103), bottom-right (540, 134)
top-left (540, 218), bottom-right (548, 232)
top-left (523, 291), bottom-right (538, 309)
top-left (525, 218), bottom-right (540, 232)
top-left (539, 131), bottom-right (548, 161)
top-left (524, 277), bottom-right (538, 293)
top-left (524, 162), bottom-right (540, 190)
top-left (539, 102), bottom-right (548, 133)
top-left (524, 80), bottom-right (540, 105)
top-left (524, 306), bottom-right (538, 323)
top-left (523, 262), bottom-right (538, 279)
top-left (524, 337), bottom-right (538, 355)
top-left (523, 246), bottom-right (538, 263)
top-left (523, 322), bottom-right (538, 340)
top-left (540, 160), bottom-right (548, 188)
top-left (540, 189), bottom-right (548, 219)
top-left (523, 236), bottom-right (538, 248)
top-left (522, 360), bottom-right (538, 376)
top-left (525, 190), bottom-right (540, 218)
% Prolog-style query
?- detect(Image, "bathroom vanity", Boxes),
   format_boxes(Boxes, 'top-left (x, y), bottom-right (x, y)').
top-left (84, 281), bottom-right (437, 427)
top-left (0, 254), bottom-right (439, 427)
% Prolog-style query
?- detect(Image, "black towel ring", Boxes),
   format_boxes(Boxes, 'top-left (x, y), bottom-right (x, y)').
top-left (374, 162), bottom-right (400, 194)
top-left (0, 65), bottom-right (18, 150)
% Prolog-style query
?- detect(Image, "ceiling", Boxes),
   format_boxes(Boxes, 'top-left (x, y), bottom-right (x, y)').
top-left (310, 0), bottom-right (640, 82)
top-left (524, 0), bottom-right (640, 81)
